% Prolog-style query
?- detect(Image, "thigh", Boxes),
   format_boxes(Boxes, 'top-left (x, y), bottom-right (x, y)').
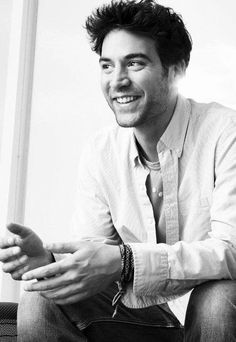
top-left (18, 291), bottom-right (87, 342)
top-left (61, 282), bottom-right (183, 342)
top-left (185, 280), bottom-right (236, 342)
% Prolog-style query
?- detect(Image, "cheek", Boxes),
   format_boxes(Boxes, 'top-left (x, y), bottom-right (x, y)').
top-left (100, 78), bottom-right (109, 97)
top-left (134, 74), bottom-right (159, 95)
top-left (145, 77), bottom-right (166, 98)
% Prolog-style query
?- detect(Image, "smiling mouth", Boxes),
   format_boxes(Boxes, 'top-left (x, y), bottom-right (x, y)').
top-left (115, 96), bottom-right (140, 104)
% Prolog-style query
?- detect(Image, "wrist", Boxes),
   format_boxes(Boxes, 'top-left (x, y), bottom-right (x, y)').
top-left (43, 249), bottom-right (55, 265)
top-left (111, 245), bottom-right (122, 282)
top-left (119, 243), bottom-right (134, 285)
top-left (111, 243), bottom-right (134, 318)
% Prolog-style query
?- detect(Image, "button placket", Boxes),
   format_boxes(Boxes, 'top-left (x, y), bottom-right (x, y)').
top-left (159, 149), bottom-right (180, 245)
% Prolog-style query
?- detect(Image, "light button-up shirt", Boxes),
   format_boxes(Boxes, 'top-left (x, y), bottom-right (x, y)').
top-left (71, 95), bottom-right (236, 323)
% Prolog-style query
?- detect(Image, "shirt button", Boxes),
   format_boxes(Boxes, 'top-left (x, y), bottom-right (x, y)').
top-left (158, 191), bottom-right (163, 197)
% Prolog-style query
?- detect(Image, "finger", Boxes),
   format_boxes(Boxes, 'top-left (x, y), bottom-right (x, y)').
top-left (39, 282), bottom-right (84, 301)
top-left (2, 255), bottom-right (28, 273)
top-left (22, 259), bottom-right (67, 281)
top-left (12, 265), bottom-right (30, 281)
top-left (0, 246), bottom-right (21, 261)
top-left (7, 223), bottom-right (33, 239)
top-left (0, 235), bottom-right (21, 248)
top-left (44, 241), bottom-right (81, 254)
top-left (24, 273), bottom-right (68, 292)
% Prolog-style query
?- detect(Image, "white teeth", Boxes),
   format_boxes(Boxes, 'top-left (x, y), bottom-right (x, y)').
top-left (116, 96), bottom-right (138, 104)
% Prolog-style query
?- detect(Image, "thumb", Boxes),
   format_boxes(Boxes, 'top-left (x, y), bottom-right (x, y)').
top-left (7, 223), bottom-right (33, 238)
top-left (43, 241), bottom-right (81, 253)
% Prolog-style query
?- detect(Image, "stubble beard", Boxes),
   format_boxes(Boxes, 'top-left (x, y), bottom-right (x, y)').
top-left (113, 92), bottom-right (170, 129)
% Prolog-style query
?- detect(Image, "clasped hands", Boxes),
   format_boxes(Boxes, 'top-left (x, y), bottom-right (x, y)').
top-left (0, 223), bottom-right (121, 305)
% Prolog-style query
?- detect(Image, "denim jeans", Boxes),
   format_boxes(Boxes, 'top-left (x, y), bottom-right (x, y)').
top-left (17, 280), bottom-right (236, 342)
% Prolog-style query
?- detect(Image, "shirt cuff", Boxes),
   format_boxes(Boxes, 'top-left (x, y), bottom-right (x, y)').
top-left (129, 243), bottom-right (169, 296)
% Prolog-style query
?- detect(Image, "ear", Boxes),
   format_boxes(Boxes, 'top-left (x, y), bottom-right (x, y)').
top-left (174, 60), bottom-right (186, 77)
top-left (167, 61), bottom-right (186, 91)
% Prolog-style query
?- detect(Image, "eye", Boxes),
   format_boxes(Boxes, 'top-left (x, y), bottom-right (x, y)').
top-left (102, 63), bottom-right (110, 69)
top-left (127, 60), bottom-right (145, 70)
top-left (100, 63), bottom-right (113, 74)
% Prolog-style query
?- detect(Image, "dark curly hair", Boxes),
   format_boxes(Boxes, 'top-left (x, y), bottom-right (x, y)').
top-left (85, 0), bottom-right (192, 69)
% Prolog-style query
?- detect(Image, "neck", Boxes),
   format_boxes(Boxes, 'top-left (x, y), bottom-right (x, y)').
top-left (134, 95), bottom-right (177, 162)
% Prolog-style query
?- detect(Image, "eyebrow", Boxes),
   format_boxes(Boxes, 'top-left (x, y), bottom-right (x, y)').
top-left (99, 53), bottom-right (151, 63)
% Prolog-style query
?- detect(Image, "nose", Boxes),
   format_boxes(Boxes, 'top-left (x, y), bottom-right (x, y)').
top-left (110, 66), bottom-right (131, 90)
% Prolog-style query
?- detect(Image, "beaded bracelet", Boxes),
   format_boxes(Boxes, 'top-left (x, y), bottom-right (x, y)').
top-left (112, 243), bottom-right (134, 317)
top-left (119, 243), bottom-right (134, 284)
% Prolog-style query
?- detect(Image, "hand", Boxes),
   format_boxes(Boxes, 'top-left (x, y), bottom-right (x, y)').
top-left (0, 223), bottom-right (53, 280)
top-left (22, 241), bottom-right (121, 305)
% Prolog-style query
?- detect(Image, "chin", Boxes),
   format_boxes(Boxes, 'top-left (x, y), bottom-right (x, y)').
top-left (116, 122), bottom-right (134, 128)
top-left (115, 118), bottom-right (139, 128)
top-left (115, 113), bottom-right (144, 128)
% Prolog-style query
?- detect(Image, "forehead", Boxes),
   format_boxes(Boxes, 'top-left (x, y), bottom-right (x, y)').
top-left (101, 29), bottom-right (159, 60)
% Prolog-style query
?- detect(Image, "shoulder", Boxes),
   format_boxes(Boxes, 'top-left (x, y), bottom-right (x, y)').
top-left (189, 98), bottom-right (236, 127)
top-left (188, 98), bottom-right (236, 139)
top-left (79, 124), bottom-right (133, 164)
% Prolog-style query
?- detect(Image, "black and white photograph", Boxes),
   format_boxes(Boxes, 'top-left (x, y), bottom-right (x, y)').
top-left (0, 0), bottom-right (236, 341)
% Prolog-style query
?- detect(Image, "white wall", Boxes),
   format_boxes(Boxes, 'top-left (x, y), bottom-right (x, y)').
top-left (160, 0), bottom-right (236, 108)
top-left (24, 0), bottom-right (236, 243)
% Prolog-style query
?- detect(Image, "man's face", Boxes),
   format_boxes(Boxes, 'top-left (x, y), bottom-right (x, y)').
top-left (99, 29), bottom-right (176, 128)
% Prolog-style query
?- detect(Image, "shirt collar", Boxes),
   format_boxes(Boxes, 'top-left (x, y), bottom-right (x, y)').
top-left (130, 131), bottom-right (141, 167)
top-left (158, 95), bottom-right (191, 158)
top-left (130, 95), bottom-right (191, 166)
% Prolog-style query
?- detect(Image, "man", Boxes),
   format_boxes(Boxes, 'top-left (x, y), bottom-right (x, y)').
top-left (1, 0), bottom-right (236, 341)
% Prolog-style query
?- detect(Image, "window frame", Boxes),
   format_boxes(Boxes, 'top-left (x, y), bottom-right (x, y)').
top-left (0, 0), bottom-right (38, 302)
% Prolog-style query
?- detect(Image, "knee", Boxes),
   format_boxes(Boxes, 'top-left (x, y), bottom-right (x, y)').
top-left (17, 291), bottom-right (55, 339)
top-left (18, 291), bottom-right (49, 322)
top-left (185, 280), bottom-right (236, 341)
top-left (187, 280), bottom-right (236, 321)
